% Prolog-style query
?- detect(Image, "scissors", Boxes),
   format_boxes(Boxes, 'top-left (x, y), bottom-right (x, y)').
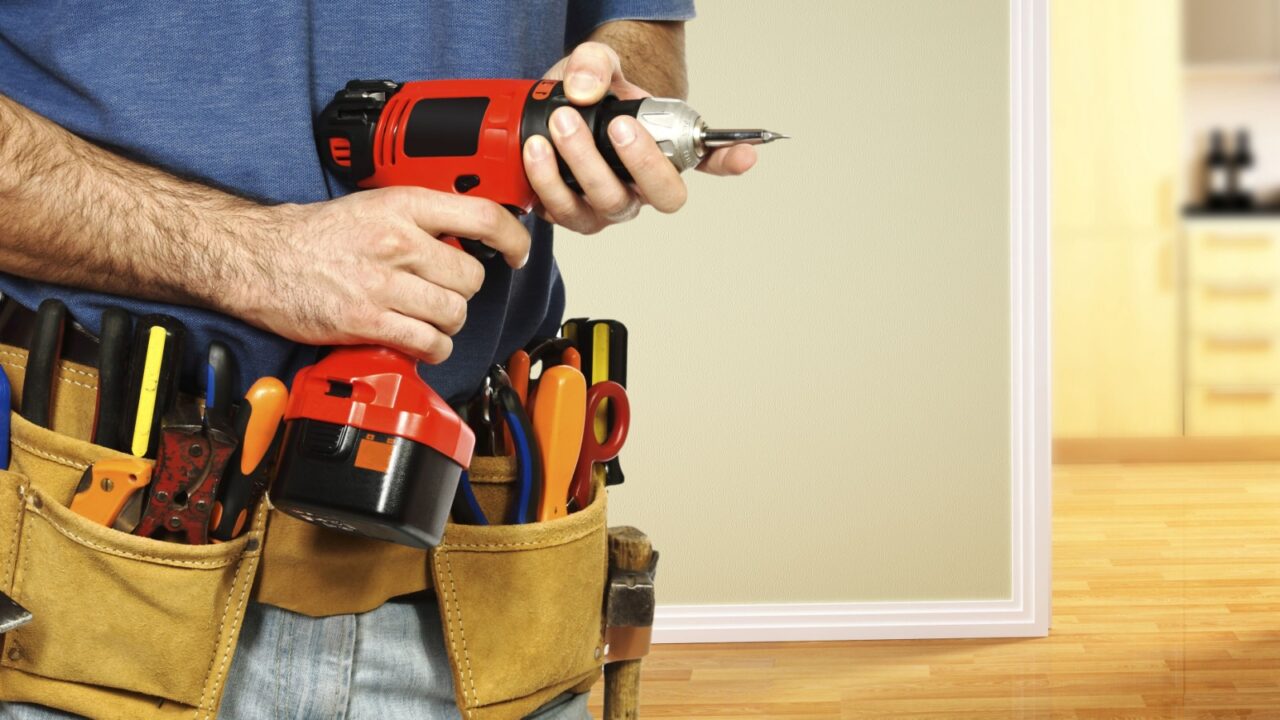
top-left (561, 319), bottom-right (627, 487)
top-left (568, 381), bottom-right (630, 511)
top-left (452, 366), bottom-right (543, 525)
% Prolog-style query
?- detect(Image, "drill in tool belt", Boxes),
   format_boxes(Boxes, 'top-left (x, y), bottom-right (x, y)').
top-left (272, 78), bottom-right (786, 549)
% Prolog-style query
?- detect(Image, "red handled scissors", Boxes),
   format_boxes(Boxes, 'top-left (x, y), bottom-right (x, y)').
top-left (568, 381), bottom-right (629, 511)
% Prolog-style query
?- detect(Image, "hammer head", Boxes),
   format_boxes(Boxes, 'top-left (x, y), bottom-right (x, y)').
top-left (604, 551), bottom-right (658, 663)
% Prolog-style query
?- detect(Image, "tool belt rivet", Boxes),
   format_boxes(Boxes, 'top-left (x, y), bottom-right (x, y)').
top-left (189, 443), bottom-right (203, 457)
top-left (31, 495), bottom-right (41, 510)
top-left (7, 647), bottom-right (21, 661)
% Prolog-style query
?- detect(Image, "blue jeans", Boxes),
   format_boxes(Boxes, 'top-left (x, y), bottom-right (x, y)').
top-left (1, 598), bottom-right (590, 719)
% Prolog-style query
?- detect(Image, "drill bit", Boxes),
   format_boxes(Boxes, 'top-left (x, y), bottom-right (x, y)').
top-left (700, 128), bottom-right (791, 148)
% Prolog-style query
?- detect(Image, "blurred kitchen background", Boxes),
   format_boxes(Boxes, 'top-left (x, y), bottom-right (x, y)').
top-left (1054, 0), bottom-right (1280, 461)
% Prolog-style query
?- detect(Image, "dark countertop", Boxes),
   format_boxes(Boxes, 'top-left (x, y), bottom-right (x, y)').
top-left (1184, 206), bottom-right (1280, 218)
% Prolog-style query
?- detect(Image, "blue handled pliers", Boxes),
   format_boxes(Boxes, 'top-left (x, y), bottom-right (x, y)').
top-left (453, 366), bottom-right (542, 525)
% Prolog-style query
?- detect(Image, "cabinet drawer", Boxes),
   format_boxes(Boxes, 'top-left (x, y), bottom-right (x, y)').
top-left (1188, 332), bottom-right (1280, 383)
top-left (1189, 228), bottom-right (1280, 277)
top-left (1187, 278), bottom-right (1280, 330)
top-left (1187, 384), bottom-right (1280, 436)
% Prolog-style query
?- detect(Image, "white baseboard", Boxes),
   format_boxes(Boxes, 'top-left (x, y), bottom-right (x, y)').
top-left (653, 599), bottom-right (1047, 644)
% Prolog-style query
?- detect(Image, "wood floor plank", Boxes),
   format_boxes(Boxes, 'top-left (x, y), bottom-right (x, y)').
top-left (586, 464), bottom-right (1280, 717)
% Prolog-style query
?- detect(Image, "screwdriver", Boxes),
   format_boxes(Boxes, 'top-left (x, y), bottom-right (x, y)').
top-left (700, 129), bottom-right (790, 148)
top-left (22, 298), bottom-right (66, 429)
top-left (94, 307), bottom-right (132, 450)
top-left (532, 365), bottom-right (586, 522)
top-left (210, 377), bottom-right (287, 542)
top-left (123, 315), bottom-right (185, 458)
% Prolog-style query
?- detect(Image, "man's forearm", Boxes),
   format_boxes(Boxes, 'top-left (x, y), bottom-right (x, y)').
top-left (0, 93), bottom-right (270, 312)
top-left (590, 20), bottom-right (688, 99)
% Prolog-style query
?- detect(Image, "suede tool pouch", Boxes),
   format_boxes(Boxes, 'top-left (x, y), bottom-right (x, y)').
top-left (0, 409), bottom-right (268, 720)
top-left (432, 456), bottom-right (609, 720)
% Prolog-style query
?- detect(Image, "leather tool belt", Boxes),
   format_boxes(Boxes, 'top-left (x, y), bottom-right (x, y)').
top-left (0, 298), bottom-right (611, 720)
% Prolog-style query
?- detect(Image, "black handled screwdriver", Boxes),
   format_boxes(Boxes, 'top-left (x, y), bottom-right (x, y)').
top-left (94, 307), bottom-right (132, 449)
top-left (210, 377), bottom-right (287, 542)
top-left (21, 299), bottom-right (66, 428)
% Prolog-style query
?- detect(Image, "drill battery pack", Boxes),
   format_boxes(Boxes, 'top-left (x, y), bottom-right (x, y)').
top-left (272, 347), bottom-right (474, 549)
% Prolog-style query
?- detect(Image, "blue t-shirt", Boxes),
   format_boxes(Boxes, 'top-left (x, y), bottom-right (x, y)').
top-left (0, 0), bottom-right (693, 401)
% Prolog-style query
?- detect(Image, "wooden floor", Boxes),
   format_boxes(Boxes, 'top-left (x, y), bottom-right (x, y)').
top-left (588, 463), bottom-right (1280, 718)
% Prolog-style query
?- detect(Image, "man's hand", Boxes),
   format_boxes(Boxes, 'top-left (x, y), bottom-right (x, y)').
top-left (237, 188), bottom-right (530, 364)
top-left (0, 92), bottom-right (528, 364)
top-left (524, 39), bottom-right (758, 235)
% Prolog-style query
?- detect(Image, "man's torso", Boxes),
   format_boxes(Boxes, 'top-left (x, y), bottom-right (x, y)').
top-left (0, 0), bottom-right (582, 399)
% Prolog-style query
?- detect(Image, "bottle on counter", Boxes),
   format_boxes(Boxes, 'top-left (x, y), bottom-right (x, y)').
top-left (1230, 128), bottom-right (1255, 210)
top-left (1207, 128), bottom-right (1231, 210)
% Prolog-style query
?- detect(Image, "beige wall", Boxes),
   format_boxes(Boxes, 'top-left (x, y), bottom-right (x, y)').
top-left (555, 0), bottom-right (1012, 604)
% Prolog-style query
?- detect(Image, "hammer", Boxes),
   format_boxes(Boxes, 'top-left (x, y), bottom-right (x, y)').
top-left (604, 526), bottom-right (658, 720)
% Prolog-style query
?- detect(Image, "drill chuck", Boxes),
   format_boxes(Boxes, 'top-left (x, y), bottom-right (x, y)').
top-left (628, 97), bottom-right (706, 173)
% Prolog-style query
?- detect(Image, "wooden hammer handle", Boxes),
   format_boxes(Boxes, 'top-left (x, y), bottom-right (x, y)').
top-left (604, 526), bottom-right (653, 720)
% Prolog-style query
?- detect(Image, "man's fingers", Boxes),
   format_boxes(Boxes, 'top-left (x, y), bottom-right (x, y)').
top-left (386, 188), bottom-right (530, 268)
top-left (404, 230), bottom-right (486, 299)
top-left (524, 136), bottom-right (603, 234)
top-left (369, 311), bottom-right (454, 365)
top-left (561, 42), bottom-right (624, 104)
top-left (387, 273), bottom-right (469, 336)
top-left (549, 107), bottom-right (640, 222)
top-left (697, 145), bottom-right (758, 177)
top-left (609, 116), bottom-right (686, 213)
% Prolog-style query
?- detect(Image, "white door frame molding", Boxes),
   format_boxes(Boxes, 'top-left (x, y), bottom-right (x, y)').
top-left (654, 0), bottom-right (1051, 643)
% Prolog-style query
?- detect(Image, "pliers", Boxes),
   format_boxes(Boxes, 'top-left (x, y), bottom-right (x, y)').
top-left (452, 365), bottom-right (542, 525)
top-left (132, 401), bottom-right (237, 544)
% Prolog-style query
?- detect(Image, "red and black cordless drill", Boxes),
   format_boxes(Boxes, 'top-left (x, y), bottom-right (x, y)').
top-left (272, 78), bottom-right (785, 548)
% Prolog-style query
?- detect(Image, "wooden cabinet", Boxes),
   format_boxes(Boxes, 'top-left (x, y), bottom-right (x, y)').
top-left (1052, 0), bottom-right (1182, 438)
top-left (1054, 236), bottom-right (1181, 437)
top-left (1184, 0), bottom-right (1278, 66)
top-left (1185, 221), bottom-right (1280, 435)
top-left (1055, 1), bottom-right (1180, 237)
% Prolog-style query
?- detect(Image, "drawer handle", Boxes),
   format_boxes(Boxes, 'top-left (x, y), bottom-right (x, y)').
top-left (1203, 234), bottom-right (1274, 248)
top-left (1206, 385), bottom-right (1275, 400)
top-left (1204, 333), bottom-right (1274, 349)
top-left (1202, 280), bottom-right (1276, 296)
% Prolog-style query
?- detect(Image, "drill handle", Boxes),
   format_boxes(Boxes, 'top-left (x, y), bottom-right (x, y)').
top-left (520, 86), bottom-right (644, 191)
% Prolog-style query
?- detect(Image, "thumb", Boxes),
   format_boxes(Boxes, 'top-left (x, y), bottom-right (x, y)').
top-left (559, 41), bottom-right (629, 104)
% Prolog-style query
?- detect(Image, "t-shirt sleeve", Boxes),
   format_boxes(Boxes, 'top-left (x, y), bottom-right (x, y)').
top-left (565, 0), bottom-right (696, 49)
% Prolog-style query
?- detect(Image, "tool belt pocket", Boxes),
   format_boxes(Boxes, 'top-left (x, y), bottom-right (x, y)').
top-left (0, 413), bottom-right (267, 718)
top-left (431, 456), bottom-right (608, 718)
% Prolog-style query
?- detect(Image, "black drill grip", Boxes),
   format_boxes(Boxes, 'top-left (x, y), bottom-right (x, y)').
top-left (520, 83), bottom-right (644, 190)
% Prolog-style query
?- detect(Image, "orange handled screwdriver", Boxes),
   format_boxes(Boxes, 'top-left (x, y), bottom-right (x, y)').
top-left (532, 365), bottom-right (586, 521)
top-left (210, 377), bottom-right (288, 541)
top-left (507, 350), bottom-right (531, 407)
